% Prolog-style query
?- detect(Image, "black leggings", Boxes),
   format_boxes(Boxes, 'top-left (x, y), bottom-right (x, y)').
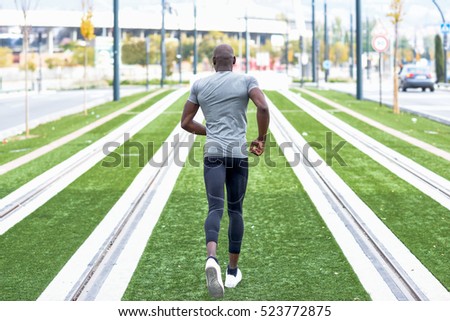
top-left (204, 157), bottom-right (248, 254)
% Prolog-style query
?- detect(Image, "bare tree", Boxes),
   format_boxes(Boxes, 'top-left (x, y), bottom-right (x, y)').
top-left (80, 0), bottom-right (95, 116)
top-left (15, 0), bottom-right (39, 137)
top-left (387, 0), bottom-right (404, 115)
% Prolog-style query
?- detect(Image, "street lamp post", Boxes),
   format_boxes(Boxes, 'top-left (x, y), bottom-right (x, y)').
top-left (245, 12), bottom-right (250, 74)
top-left (312, 0), bottom-right (316, 82)
top-left (324, 0), bottom-right (329, 82)
top-left (146, 36), bottom-right (150, 91)
top-left (161, 0), bottom-right (166, 88)
top-left (350, 13), bottom-right (354, 79)
top-left (356, 0), bottom-right (363, 100)
top-left (432, 0), bottom-right (448, 83)
top-left (193, 0), bottom-right (198, 75)
top-left (178, 27), bottom-right (182, 84)
top-left (38, 31), bottom-right (42, 92)
top-left (113, 0), bottom-right (120, 101)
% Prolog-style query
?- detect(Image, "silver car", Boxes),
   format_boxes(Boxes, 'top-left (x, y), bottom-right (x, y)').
top-left (398, 65), bottom-right (435, 92)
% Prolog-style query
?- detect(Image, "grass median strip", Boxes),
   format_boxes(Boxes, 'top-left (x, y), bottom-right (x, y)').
top-left (299, 88), bottom-right (450, 151)
top-left (123, 104), bottom-right (370, 301)
top-left (293, 89), bottom-right (450, 181)
top-left (0, 90), bottom-right (154, 166)
top-left (265, 91), bottom-right (450, 291)
top-left (0, 90), bottom-right (173, 199)
top-left (0, 94), bottom-right (186, 300)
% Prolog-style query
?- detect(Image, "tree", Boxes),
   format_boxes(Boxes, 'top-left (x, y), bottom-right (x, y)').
top-left (0, 47), bottom-right (13, 67)
top-left (398, 36), bottom-right (414, 63)
top-left (80, 0), bottom-right (95, 115)
top-left (15, 0), bottom-right (39, 137)
top-left (435, 34), bottom-right (444, 83)
top-left (330, 42), bottom-right (349, 66)
top-left (387, 0), bottom-right (404, 115)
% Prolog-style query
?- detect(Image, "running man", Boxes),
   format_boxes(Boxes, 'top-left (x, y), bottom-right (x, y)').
top-left (181, 44), bottom-right (270, 298)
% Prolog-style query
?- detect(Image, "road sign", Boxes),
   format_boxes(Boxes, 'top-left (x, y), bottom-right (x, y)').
top-left (322, 60), bottom-right (331, 70)
top-left (441, 23), bottom-right (450, 34)
top-left (372, 35), bottom-right (389, 53)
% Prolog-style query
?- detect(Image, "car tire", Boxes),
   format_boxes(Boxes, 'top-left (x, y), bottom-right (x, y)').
top-left (430, 87), bottom-right (435, 92)
top-left (422, 88), bottom-right (426, 92)
top-left (402, 87), bottom-right (407, 92)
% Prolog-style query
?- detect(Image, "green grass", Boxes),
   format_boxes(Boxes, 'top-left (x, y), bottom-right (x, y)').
top-left (265, 91), bottom-right (450, 291)
top-left (301, 88), bottom-right (450, 152)
top-left (0, 90), bottom-right (173, 198)
top-left (292, 89), bottom-right (450, 181)
top-left (123, 104), bottom-right (370, 301)
top-left (0, 90), bottom-right (154, 166)
top-left (0, 94), bottom-right (186, 300)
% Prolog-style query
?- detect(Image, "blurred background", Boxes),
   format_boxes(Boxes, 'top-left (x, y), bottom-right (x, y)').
top-left (0, 0), bottom-right (449, 91)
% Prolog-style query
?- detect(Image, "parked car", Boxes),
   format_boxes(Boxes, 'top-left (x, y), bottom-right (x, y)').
top-left (398, 65), bottom-right (435, 92)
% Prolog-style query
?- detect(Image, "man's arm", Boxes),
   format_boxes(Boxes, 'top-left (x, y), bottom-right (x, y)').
top-left (181, 100), bottom-right (206, 135)
top-left (249, 87), bottom-right (270, 156)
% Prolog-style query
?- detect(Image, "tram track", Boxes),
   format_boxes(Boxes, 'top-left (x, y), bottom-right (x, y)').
top-left (267, 96), bottom-right (449, 301)
top-left (0, 89), bottom-right (168, 176)
top-left (279, 90), bottom-right (450, 211)
top-left (39, 112), bottom-right (203, 301)
top-left (0, 88), bottom-right (188, 235)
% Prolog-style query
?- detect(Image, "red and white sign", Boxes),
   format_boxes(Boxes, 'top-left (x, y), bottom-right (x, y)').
top-left (372, 35), bottom-right (389, 53)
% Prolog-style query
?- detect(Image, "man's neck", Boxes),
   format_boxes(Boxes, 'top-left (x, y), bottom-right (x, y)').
top-left (215, 66), bottom-right (232, 72)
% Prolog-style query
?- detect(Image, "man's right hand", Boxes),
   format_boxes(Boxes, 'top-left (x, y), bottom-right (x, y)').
top-left (249, 139), bottom-right (265, 156)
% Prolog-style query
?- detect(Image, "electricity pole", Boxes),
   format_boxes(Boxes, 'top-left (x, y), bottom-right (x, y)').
top-left (350, 13), bottom-right (354, 79)
top-left (312, 0), bottom-right (316, 82)
top-left (324, 0), bottom-right (329, 82)
top-left (193, 0), bottom-right (198, 75)
top-left (356, 0), bottom-right (363, 100)
top-left (113, 0), bottom-right (120, 101)
top-left (161, 0), bottom-right (166, 88)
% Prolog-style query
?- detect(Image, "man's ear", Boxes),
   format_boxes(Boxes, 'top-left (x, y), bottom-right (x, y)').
top-left (233, 56), bottom-right (236, 65)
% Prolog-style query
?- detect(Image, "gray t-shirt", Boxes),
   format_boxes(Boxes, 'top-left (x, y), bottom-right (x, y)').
top-left (188, 71), bottom-right (259, 158)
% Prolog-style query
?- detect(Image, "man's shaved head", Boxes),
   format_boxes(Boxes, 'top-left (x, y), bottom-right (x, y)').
top-left (212, 44), bottom-right (236, 71)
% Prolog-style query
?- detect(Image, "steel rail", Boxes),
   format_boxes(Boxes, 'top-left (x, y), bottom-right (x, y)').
top-left (280, 90), bottom-right (450, 210)
top-left (0, 88), bottom-right (188, 234)
top-left (268, 98), bottom-right (430, 301)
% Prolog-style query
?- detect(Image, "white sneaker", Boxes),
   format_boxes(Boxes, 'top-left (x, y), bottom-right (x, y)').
top-left (205, 258), bottom-right (224, 298)
top-left (225, 268), bottom-right (242, 288)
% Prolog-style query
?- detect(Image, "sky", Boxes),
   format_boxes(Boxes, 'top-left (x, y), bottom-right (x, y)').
top-left (1, 0), bottom-right (450, 32)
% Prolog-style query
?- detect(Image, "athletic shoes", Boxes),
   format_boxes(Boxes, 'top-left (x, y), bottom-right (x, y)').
top-left (225, 267), bottom-right (242, 288)
top-left (205, 257), bottom-right (224, 298)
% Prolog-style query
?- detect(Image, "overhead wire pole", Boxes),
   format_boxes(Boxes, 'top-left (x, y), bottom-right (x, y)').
top-left (366, 16), bottom-right (370, 80)
top-left (356, 0), bottom-right (363, 100)
top-left (433, 0), bottom-right (447, 83)
top-left (113, 0), bottom-right (120, 101)
top-left (324, 0), bottom-right (329, 82)
top-left (350, 13), bottom-right (354, 79)
top-left (312, 0), bottom-right (316, 82)
top-left (193, 0), bottom-right (198, 75)
top-left (245, 11), bottom-right (250, 74)
top-left (285, 19), bottom-right (289, 75)
top-left (161, 0), bottom-right (166, 88)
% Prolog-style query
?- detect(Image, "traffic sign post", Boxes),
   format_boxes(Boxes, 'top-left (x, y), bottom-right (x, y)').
top-left (372, 35), bottom-right (390, 107)
top-left (372, 35), bottom-right (389, 53)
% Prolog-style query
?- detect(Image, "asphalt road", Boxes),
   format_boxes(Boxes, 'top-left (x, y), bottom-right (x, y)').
top-left (0, 87), bottom-right (147, 139)
top-left (1, 80), bottom-right (448, 140)
top-left (318, 80), bottom-right (450, 125)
